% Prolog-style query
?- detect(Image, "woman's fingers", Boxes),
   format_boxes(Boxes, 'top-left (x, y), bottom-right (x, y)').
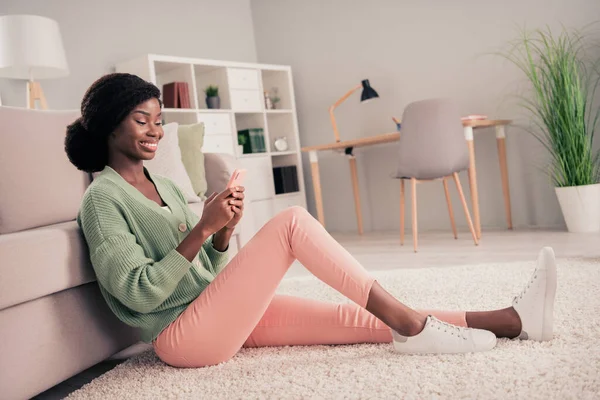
top-left (227, 199), bottom-right (244, 207)
top-left (219, 187), bottom-right (237, 199)
top-left (230, 188), bottom-right (245, 200)
top-left (205, 192), bottom-right (218, 203)
top-left (232, 206), bottom-right (242, 213)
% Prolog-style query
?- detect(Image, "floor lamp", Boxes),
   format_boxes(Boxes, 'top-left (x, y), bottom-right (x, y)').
top-left (328, 79), bottom-right (379, 234)
top-left (0, 15), bottom-right (69, 109)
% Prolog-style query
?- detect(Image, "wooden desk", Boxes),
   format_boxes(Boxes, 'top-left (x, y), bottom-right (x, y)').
top-left (301, 119), bottom-right (512, 238)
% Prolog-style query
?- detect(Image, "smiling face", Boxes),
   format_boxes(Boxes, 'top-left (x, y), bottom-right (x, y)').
top-left (108, 98), bottom-right (164, 162)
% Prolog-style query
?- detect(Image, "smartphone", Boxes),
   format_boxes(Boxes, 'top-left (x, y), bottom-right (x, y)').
top-left (227, 168), bottom-right (247, 189)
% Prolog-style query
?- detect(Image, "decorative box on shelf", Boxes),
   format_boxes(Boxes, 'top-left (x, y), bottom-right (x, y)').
top-left (116, 54), bottom-right (307, 244)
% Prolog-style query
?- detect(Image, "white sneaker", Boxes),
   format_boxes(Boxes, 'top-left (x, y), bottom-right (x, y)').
top-left (392, 315), bottom-right (497, 354)
top-left (512, 246), bottom-right (557, 341)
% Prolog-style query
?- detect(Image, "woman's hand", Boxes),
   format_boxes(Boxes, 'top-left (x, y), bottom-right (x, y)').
top-left (198, 188), bottom-right (241, 235)
top-left (225, 186), bottom-right (245, 229)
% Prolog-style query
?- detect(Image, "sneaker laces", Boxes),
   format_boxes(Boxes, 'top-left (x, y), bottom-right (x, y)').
top-left (514, 269), bottom-right (539, 304)
top-left (430, 317), bottom-right (468, 340)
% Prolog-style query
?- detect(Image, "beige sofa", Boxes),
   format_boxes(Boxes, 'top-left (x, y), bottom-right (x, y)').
top-left (0, 106), bottom-right (240, 399)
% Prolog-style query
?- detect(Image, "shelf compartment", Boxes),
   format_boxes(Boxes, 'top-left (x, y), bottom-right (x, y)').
top-left (262, 69), bottom-right (293, 111)
top-left (154, 62), bottom-right (197, 109)
top-left (235, 113), bottom-right (267, 155)
top-left (266, 112), bottom-right (297, 153)
top-left (194, 64), bottom-right (231, 110)
top-left (271, 153), bottom-right (299, 168)
top-left (272, 154), bottom-right (301, 196)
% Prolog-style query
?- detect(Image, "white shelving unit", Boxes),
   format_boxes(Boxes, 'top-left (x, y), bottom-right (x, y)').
top-left (116, 54), bottom-right (307, 242)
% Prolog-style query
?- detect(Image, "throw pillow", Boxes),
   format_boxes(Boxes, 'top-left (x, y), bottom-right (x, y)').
top-left (144, 122), bottom-right (201, 203)
top-left (177, 122), bottom-right (207, 200)
top-left (0, 107), bottom-right (89, 234)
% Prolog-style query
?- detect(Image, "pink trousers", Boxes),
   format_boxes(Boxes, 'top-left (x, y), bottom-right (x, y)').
top-left (153, 207), bottom-right (467, 368)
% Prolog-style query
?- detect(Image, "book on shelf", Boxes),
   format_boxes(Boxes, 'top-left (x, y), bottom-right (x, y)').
top-left (238, 128), bottom-right (266, 153)
top-left (163, 83), bottom-right (178, 108)
top-left (252, 129), bottom-right (266, 153)
top-left (162, 82), bottom-right (190, 108)
top-left (179, 83), bottom-right (190, 108)
top-left (273, 165), bottom-right (299, 194)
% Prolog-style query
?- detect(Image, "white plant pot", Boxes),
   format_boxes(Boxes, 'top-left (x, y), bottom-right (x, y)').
top-left (555, 183), bottom-right (600, 233)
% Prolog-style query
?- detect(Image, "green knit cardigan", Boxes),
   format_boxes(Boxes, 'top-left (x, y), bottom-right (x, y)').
top-left (77, 165), bottom-right (229, 343)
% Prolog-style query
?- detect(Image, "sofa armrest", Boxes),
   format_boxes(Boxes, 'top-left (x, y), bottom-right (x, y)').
top-left (204, 152), bottom-right (238, 195)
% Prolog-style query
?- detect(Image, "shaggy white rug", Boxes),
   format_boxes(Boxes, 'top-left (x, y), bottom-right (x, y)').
top-left (68, 259), bottom-right (600, 399)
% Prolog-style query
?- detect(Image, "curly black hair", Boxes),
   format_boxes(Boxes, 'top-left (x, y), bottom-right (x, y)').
top-left (65, 73), bottom-right (162, 173)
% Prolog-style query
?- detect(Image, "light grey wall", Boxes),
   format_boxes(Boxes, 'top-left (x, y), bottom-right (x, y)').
top-left (251, 0), bottom-right (600, 232)
top-left (0, 0), bottom-right (257, 109)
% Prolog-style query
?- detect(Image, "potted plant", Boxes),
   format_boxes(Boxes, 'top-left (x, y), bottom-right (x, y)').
top-left (204, 85), bottom-right (220, 109)
top-left (502, 26), bottom-right (600, 232)
top-left (271, 95), bottom-right (281, 109)
top-left (270, 87), bottom-right (281, 109)
top-left (237, 133), bottom-right (247, 155)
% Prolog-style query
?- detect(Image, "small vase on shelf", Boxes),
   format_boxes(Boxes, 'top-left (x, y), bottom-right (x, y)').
top-left (204, 85), bottom-right (220, 109)
top-left (264, 91), bottom-right (273, 110)
top-left (206, 96), bottom-right (220, 109)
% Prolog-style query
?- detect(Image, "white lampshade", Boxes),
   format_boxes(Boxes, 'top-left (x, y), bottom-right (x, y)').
top-left (0, 15), bottom-right (69, 80)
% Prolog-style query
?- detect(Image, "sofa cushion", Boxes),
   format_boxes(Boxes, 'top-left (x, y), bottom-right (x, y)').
top-left (0, 283), bottom-right (139, 400)
top-left (0, 220), bottom-right (95, 310)
top-left (204, 152), bottom-right (238, 196)
top-left (144, 122), bottom-right (202, 203)
top-left (0, 202), bottom-right (241, 312)
top-left (0, 106), bottom-right (90, 234)
top-left (178, 122), bottom-right (208, 200)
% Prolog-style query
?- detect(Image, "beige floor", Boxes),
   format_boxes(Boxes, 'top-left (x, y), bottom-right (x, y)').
top-left (34, 229), bottom-right (600, 399)
top-left (286, 228), bottom-right (600, 277)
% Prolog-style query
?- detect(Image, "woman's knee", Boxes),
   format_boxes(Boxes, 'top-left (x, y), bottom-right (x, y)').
top-left (261, 206), bottom-right (313, 240)
top-left (275, 206), bottom-right (311, 222)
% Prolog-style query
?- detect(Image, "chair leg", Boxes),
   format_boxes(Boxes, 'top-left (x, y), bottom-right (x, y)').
top-left (443, 177), bottom-right (458, 239)
top-left (400, 179), bottom-right (405, 245)
top-left (452, 172), bottom-right (479, 246)
top-left (411, 178), bottom-right (418, 252)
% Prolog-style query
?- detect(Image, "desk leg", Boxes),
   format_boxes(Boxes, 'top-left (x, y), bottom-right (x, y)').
top-left (464, 126), bottom-right (482, 239)
top-left (348, 155), bottom-right (364, 235)
top-left (496, 126), bottom-right (513, 230)
top-left (309, 151), bottom-right (326, 227)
